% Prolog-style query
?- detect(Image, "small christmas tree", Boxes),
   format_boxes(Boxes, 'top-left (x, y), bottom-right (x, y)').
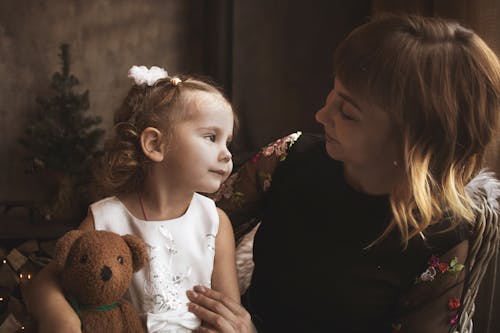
top-left (19, 43), bottom-right (104, 220)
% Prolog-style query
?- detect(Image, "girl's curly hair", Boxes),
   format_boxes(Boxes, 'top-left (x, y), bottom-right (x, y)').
top-left (94, 75), bottom-right (235, 196)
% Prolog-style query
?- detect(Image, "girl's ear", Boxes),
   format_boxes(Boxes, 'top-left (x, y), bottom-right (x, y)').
top-left (140, 127), bottom-right (164, 162)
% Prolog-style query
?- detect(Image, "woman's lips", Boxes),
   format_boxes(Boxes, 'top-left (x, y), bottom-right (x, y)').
top-left (325, 132), bottom-right (339, 143)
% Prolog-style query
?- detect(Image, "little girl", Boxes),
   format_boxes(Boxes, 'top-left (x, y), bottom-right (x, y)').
top-left (27, 65), bottom-right (240, 333)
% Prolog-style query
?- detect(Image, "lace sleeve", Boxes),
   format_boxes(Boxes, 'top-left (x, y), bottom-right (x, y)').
top-left (392, 240), bottom-right (469, 333)
top-left (213, 131), bottom-right (302, 243)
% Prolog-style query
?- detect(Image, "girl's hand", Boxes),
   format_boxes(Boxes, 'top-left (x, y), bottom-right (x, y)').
top-left (37, 314), bottom-right (82, 333)
top-left (187, 286), bottom-right (256, 333)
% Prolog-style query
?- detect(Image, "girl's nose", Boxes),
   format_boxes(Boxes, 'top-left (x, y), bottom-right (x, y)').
top-left (220, 148), bottom-right (232, 162)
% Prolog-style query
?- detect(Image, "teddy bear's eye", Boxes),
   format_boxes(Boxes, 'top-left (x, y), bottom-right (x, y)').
top-left (80, 255), bottom-right (88, 264)
top-left (117, 256), bottom-right (124, 264)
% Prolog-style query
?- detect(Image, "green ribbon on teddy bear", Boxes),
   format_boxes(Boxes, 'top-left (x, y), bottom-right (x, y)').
top-left (70, 297), bottom-right (120, 318)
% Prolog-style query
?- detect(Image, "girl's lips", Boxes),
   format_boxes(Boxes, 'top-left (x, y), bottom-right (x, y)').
top-left (210, 169), bottom-right (226, 176)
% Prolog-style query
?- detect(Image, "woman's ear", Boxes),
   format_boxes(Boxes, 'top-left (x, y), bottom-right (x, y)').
top-left (140, 127), bottom-right (164, 162)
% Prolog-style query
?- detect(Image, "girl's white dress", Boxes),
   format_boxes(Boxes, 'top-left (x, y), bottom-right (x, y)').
top-left (91, 192), bottom-right (219, 333)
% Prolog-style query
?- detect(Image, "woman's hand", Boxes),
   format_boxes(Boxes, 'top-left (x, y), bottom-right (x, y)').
top-left (187, 286), bottom-right (256, 333)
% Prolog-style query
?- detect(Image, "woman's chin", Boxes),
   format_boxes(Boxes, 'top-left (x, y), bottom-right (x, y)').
top-left (325, 143), bottom-right (344, 161)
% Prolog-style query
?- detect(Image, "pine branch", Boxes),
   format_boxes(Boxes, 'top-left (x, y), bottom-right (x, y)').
top-left (19, 43), bottom-right (104, 176)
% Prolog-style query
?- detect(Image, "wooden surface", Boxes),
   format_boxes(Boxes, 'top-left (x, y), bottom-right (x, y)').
top-left (0, 216), bottom-right (75, 241)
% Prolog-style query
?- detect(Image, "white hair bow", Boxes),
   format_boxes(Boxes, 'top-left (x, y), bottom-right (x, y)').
top-left (128, 65), bottom-right (168, 86)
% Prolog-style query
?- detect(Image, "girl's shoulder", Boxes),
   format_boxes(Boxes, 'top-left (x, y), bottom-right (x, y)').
top-left (89, 196), bottom-right (128, 221)
top-left (194, 192), bottom-right (216, 206)
top-left (91, 195), bottom-right (120, 204)
top-left (90, 196), bottom-right (121, 210)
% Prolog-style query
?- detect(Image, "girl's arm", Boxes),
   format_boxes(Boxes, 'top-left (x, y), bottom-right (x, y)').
top-left (186, 208), bottom-right (252, 333)
top-left (210, 208), bottom-right (240, 302)
top-left (25, 213), bottom-right (95, 333)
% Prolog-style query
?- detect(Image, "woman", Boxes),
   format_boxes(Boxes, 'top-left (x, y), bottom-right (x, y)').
top-left (186, 14), bottom-right (500, 333)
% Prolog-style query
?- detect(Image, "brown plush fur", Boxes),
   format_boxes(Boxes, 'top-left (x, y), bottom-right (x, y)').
top-left (55, 230), bottom-right (148, 333)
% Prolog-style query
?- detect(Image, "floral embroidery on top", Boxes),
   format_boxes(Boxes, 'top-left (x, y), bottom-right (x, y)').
top-left (418, 265), bottom-right (437, 282)
top-left (206, 233), bottom-right (216, 252)
top-left (215, 132), bottom-right (302, 204)
top-left (448, 297), bottom-right (461, 311)
top-left (143, 241), bottom-right (190, 313)
top-left (448, 297), bottom-right (461, 325)
top-left (251, 131), bottom-right (302, 163)
top-left (447, 257), bottom-right (465, 273)
top-left (391, 322), bottom-right (403, 332)
top-left (259, 171), bottom-right (272, 192)
top-left (415, 255), bottom-right (464, 283)
top-left (213, 172), bottom-right (244, 205)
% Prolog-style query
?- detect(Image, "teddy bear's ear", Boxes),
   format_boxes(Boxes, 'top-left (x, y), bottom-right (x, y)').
top-left (122, 234), bottom-right (148, 272)
top-left (54, 230), bottom-right (85, 267)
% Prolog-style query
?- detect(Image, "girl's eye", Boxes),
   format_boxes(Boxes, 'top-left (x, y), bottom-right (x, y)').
top-left (80, 255), bottom-right (88, 264)
top-left (117, 256), bottom-right (124, 264)
top-left (205, 134), bottom-right (216, 142)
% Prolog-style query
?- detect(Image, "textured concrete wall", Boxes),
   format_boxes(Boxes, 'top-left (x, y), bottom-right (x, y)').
top-left (0, 0), bottom-right (205, 201)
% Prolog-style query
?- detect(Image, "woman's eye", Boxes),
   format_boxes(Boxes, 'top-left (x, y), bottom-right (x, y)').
top-left (340, 110), bottom-right (356, 121)
top-left (80, 255), bottom-right (88, 264)
top-left (337, 100), bottom-right (356, 121)
top-left (205, 134), bottom-right (216, 142)
top-left (117, 256), bottom-right (124, 264)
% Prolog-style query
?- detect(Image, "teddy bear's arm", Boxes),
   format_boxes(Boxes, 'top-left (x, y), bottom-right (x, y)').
top-left (119, 300), bottom-right (147, 333)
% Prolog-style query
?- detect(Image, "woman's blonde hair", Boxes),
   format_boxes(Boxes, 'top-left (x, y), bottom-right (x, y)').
top-left (334, 14), bottom-right (500, 245)
top-left (95, 75), bottom-right (235, 196)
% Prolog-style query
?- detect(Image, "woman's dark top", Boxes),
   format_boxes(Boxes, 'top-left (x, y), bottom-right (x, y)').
top-left (214, 132), bottom-right (470, 333)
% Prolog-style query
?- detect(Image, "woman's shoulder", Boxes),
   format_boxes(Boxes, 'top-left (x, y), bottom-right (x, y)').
top-left (425, 170), bottom-right (500, 251)
top-left (271, 131), bottom-right (342, 174)
top-left (421, 219), bottom-right (471, 256)
top-left (280, 131), bottom-right (324, 155)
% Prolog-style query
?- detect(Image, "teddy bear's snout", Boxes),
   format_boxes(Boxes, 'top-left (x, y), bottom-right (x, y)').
top-left (100, 265), bottom-right (113, 281)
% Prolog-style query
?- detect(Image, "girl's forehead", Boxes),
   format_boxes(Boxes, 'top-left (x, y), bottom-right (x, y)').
top-left (183, 90), bottom-right (226, 107)
top-left (183, 91), bottom-right (231, 115)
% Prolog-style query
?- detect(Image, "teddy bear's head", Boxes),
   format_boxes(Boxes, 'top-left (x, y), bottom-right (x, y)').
top-left (54, 230), bottom-right (147, 306)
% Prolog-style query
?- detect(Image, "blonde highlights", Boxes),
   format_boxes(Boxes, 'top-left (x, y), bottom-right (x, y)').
top-left (334, 14), bottom-right (500, 245)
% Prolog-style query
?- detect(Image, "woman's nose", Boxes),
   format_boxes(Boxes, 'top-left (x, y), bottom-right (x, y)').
top-left (315, 106), bottom-right (326, 125)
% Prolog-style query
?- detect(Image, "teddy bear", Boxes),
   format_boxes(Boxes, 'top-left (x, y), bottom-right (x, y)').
top-left (54, 230), bottom-right (148, 333)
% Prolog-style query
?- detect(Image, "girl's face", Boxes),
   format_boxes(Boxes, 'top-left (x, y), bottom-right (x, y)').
top-left (315, 79), bottom-right (400, 169)
top-left (162, 91), bottom-right (234, 194)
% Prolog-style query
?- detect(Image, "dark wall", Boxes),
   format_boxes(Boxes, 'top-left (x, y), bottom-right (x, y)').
top-left (232, 0), bottom-right (371, 151)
